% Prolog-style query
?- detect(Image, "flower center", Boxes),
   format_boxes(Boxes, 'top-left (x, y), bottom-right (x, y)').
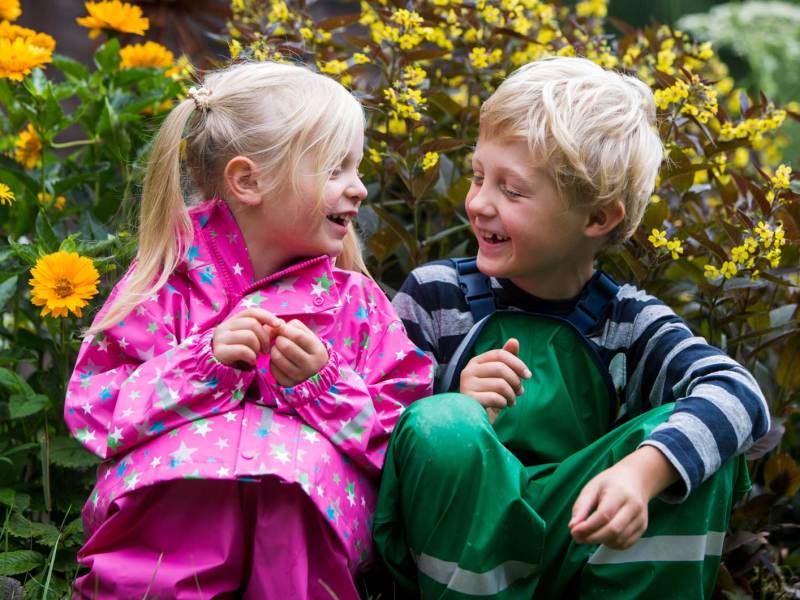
top-left (54, 277), bottom-right (74, 298)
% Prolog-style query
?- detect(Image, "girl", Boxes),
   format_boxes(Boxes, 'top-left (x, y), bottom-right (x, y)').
top-left (65, 61), bottom-right (433, 599)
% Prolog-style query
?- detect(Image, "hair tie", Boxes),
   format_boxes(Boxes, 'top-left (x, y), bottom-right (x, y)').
top-left (188, 85), bottom-right (212, 112)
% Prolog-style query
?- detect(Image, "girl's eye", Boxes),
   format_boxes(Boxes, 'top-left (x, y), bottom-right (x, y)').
top-left (331, 167), bottom-right (343, 177)
top-left (470, 174), bottom-right (484, 185)
top-left (502, 185), bottom-right (524, 198)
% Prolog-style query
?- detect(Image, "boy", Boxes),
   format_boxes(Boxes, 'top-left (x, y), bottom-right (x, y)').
top-left (373, 57), bottom-right (769, 599)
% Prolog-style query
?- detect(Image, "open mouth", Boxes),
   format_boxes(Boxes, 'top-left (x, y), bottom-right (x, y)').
top-left (480, 230), bottom-right (510, 244)
top-left (326, 213), bottom-right (351, 227)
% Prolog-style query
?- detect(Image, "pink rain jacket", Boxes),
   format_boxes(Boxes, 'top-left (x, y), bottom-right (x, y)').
top-left (64, 199), bottom-right (434, 568)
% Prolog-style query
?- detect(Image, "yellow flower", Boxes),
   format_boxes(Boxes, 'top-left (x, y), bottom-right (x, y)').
top-left (0, 0), bottom-right (20, 21)
top-left (0, 36), bottom-right (53, 81)
top-left (720, 261), bottom-right (738, 279)
top-left (14, 123), bottom-right (42, 169)
top-left (576, 0), bottom-right (607, 18)
top-left (703, 264), bottom-right (720, 281)
top-left (368, 148), bottom-right (381, 164)
top-left (353, 52), bottom-right (370, 65)
top-left (0, 21), bottom-right (56, 51)
top-left (388, 117), bottom-right (407, 136)
top-left (120, 41), bottom-right (174, 72)
top-left (76, 1), bottom-right (149, 39)
top-left (229, 39), bottom-right (242, 59)
top-left (319, 59), bottom-right (348, 76)
top-left (0, 182), bottom-right (15, 205)
top-left (422, 151), bottom-right (439, 171)
top-left (28, 251), bottom-right (100, 318)
top-left (770, 164), bottom-right (792, 190)
top-left (666, 239), bottom-right (684, 260)
top-left (648, 228), bottom-right (668, 249)
top-left (37, 192), bottom-right (66, 211)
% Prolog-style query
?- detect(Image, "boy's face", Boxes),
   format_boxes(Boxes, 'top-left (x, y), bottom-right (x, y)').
top-left (466, 137), bottom-right (595, 298)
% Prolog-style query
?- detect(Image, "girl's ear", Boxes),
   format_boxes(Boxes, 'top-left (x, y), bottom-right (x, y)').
top-left (584, 200), bottom-right (625, 239)
top-left (224, 156), bottom-right (263, 207)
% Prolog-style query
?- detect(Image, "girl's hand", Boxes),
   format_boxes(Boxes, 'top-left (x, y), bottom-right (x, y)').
top-left (459, 338), bottom-right (531, 423)
top-left (270, 319), bottom-right (329, 388)
top-left (569, 446), bottom-right (680, 549)
top-left (212, 308), bottom-right (281, 368)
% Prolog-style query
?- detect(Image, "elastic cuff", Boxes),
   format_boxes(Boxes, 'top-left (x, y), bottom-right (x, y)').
top-left (275, 349), bottom-right (341, 407)
top-left (191, 330), bottom-right (253, 389)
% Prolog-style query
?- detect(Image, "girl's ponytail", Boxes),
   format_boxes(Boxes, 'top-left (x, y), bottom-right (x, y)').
top-left (90, 99), bottom-right (196, 333)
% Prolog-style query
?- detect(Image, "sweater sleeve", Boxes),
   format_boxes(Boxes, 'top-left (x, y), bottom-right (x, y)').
top-left (611, 286), bottom-right (770, 501)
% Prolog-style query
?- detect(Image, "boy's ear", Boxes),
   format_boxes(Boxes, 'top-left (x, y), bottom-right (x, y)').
top-left (584, 200), bottom-right (625, 239)
top-left (224, 156), bottom-right (262, 207)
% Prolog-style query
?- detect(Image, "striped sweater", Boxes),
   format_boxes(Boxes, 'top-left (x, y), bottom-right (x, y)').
top-left (393, 261), bottom-right (770, 502)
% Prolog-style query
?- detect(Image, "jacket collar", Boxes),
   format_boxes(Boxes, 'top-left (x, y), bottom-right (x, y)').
top-left (191, 199), bottom-right (341, 316)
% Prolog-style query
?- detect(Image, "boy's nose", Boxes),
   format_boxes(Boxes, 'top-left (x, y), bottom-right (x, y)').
top-left (467, 187), bottom-right (497, 217)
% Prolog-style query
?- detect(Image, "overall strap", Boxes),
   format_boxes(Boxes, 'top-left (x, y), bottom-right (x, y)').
top-left (441, 259), bottom-right (620, 393)
top-left (450, 257), bottom-right (496, 322)
top-left (566, 271), bottom-right (620, 336)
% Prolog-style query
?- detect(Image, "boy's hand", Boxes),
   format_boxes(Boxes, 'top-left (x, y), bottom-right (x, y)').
top-left (460, 338), bottom-right (532, 423)
top-left (569, 446), bottom-right (680, 550)
top-left (212, 308), bottom-right (281, 368)
top-left (269, 319), bottom-right (329, 388)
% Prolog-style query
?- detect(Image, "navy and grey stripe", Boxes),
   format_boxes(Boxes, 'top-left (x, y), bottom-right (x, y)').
top-left (393, 262), bottom-right (769, 501)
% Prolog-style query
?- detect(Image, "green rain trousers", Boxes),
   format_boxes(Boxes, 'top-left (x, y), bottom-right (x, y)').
top-left (374, 313), bottom-right (750, 599)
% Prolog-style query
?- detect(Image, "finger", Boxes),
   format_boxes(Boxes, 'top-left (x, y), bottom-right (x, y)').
top-left (276, 320), bottom-right (324, 354)
top-left (225, 317), bottom-right (272, 351)
top-left (473, 349), bottom-right (531, 380)
top-left (569, 481), bottom-right (600, 528)
top-left (571, 496), bottom-right (626, 540)
top-left (471, 391), bottom-right (513, 410)
top-left (230, 308), bottom-right (283, 329)
top-left (486, 407), bottom-right (500, 424)
top-left (270, 344), bottom-right (306, 381)
top-left (605, 517), bottom-right (646, 550)
top-left (502, 338), bottom-right (520, 356)
top-left (215, 344), bottom-right (258, 367)
top-left (269, 360), bottom-right (295, 388)
top-left (218, 329), bottom-right (263, 354)
top-left (579, 508), bottom-right (638, 547)
top-left (469, 377), bottom-right (518, 406)
top-left (469, 362), bottom-right (524, 395)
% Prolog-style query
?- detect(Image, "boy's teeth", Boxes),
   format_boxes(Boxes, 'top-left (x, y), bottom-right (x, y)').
top-left (485, 233), bottom-right (509, 242)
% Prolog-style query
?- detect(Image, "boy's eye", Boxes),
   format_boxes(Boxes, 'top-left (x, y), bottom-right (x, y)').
top-left (501, 185), bottom-right (524, 198)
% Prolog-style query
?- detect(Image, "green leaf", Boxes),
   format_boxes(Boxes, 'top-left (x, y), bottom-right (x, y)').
top-left (7, 513), bottom-right (60, 546)
top-left (0, 489), bottom-right (30, 511)
top-left (0, 368), bottom-right (35, 396)
top-left (35, 213), bottom-right (60, 254)
top-left (8, 394), bottom-right (49, 419)
top-left (0, 550), bottom-right (43, 576)
top-left (94, 38), bottom-right (121, 73)
top-left (48, 436), bottom-right (101, 469)
top-left (0, 276), bottom-right (18, 312)
top-left (7, 240), bottom-right (38, 267)
top-left (52, 54), bottom-right (89, 81)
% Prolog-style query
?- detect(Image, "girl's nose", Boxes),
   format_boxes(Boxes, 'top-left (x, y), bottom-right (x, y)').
top-left (347, 176), bottom-right (368, 203)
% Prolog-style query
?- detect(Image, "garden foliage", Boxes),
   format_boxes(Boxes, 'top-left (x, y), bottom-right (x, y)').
top-left (0, 0), bottom-right (797, 596)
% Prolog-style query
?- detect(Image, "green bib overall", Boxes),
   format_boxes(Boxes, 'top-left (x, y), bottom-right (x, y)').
top-left (374, 313), bottom-right (749, 599)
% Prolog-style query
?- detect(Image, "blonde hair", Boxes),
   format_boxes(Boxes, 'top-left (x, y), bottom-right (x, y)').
top-left (480, 56), bottom-right (663, 245)
top-left (93, 61), bottom-right (367, 332)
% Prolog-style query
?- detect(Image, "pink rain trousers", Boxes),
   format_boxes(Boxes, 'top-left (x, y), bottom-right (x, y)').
top-left (73, 476), bottom-right (359, 599)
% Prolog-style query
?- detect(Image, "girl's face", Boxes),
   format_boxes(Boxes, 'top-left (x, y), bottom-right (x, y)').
top-left (256, 130), bottom-right (367, 274)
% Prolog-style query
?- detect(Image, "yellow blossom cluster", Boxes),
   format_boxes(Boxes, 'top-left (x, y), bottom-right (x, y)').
top-left (120, 41), bottom-right (175, 74)
top-left (37, 192), bottom-right (66, 211)
top-left (705, 222), bottom-right (787, 281)
top-left (0, 21), bottom-right (56, 81)
top-left (719, 107), bottom-right (787, 143)
top-left (648, 229), bottom-right (685, 259)
top-left (384, 85), bottom-right (426, 122)
top-left (469, 47), bottom-right (504, 69)
top-left (422, 152), bottom-right (439, 171)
